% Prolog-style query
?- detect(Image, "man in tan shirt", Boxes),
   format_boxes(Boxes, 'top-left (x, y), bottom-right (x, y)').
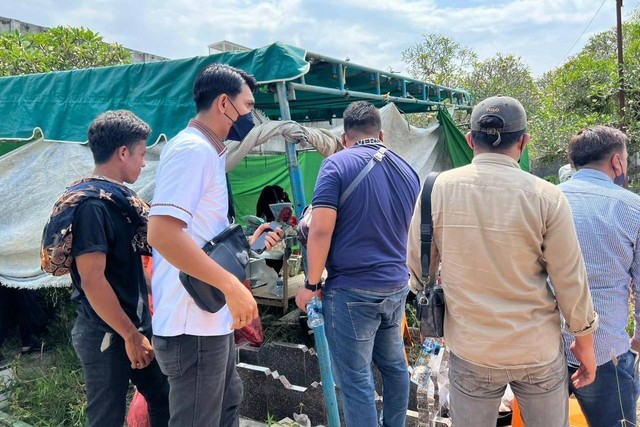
top-left (407, 96), bottom-right (598, 427)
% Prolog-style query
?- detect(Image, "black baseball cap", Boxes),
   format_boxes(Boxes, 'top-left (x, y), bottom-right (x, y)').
top-left (470, 96), bottom-right (527, 146)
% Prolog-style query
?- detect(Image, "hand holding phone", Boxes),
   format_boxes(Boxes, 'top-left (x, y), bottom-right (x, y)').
top-left (251, 221), bottom-right (281, 254)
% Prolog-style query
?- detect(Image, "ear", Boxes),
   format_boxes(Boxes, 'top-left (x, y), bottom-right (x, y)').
top-left (117, 146), bottom-right (128, 160)
top-left (378, 130), bottom-right (384, 143)
top-left (465, 132), bottom-right (474, 150)
top-left (341, 132), bottom-right (347, 147)
top-left (214, 94), bottom-right (228, 114)
top-left (611, 152), bottom-right (623, 174)
top-left (520, 133), bottom-right (531, 150)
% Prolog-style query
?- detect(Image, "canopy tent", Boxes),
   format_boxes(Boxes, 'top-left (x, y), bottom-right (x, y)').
top-left (0, 41), bottom-right (483, 289)
top-left (0, 40), bottom-right (475, 222)
top-left (0, 41), bottom-right (471, 144)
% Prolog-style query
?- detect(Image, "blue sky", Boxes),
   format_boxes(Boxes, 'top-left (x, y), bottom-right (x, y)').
top-left (2, 0), bottom-right (638, 79)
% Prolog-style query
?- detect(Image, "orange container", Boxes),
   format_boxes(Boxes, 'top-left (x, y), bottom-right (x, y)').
top-left (510, 397), bottom-right (587, 427)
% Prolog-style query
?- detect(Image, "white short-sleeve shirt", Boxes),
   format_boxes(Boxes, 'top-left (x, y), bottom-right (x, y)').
top-left (150, 127), bottom-right (232, 337)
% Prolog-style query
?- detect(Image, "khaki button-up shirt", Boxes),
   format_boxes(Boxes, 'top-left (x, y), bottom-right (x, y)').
top-left (407, 153), bottom-right (598, 368)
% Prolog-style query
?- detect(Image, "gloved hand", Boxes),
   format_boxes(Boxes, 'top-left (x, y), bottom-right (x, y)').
top-left (281, 122), bottom-right (309, 144)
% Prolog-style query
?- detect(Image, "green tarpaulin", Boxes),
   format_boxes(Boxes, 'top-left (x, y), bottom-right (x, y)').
top-left (0, 42), bottom-right (309, 144)
top-left (229, 151), bottom-right (324, 220)
top-left (437, 108), bottom-right (530, 172)
top-left (0, 140), bottom-right (31, 157)
top-left (0, 41), bottom-right (472, 146)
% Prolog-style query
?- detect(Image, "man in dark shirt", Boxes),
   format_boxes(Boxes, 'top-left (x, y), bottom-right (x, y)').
top-left (42, 110), bottom-right (169, 427)
top-left (295, 101), bottom-right (420, 427)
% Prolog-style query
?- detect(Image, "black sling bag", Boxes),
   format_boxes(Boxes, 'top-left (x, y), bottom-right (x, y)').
top-left (415, 172), bottom-right (445, 338)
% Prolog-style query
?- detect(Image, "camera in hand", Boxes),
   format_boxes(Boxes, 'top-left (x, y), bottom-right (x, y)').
top-left (250, 221), bottom-right (280, 254)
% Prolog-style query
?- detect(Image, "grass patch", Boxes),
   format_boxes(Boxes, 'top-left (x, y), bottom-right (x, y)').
top-left (6, 346), bottom-right (87, 427)
top-left (0, 288), bottom-right (88, 426)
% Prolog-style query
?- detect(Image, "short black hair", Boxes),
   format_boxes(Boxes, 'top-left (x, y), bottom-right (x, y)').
top-left (470, 115), bottom-right (526, 151)
top-left (87, 110), bottom-right (151, 164)
top-left (193, 64), bottom-right (257, 113)
top-left (343, 101), bottom-right (382, 138)
top-left (568, 125), bottom-right (627, 167)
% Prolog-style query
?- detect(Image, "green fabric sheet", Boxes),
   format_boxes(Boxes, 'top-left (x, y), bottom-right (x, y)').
top-left (0, 140), bottom-right (31, 157)
top-left (228, 151), bottom-right (324, 221)
top-left (438, 108), bottom-right (472, 168)
top-left (0, 42), bottom-right (309, 144)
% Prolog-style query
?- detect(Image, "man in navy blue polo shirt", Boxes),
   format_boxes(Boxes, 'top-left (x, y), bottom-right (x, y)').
top-left (295, 101), bottom-right (420, 427)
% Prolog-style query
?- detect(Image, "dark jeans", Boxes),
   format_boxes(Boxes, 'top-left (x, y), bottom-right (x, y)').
top-left (569, 349), bottom-right (640, 427)
top-left (71, 316), bottom-right (169, 427)
top-left (152, 333), bottom-right (243, 427)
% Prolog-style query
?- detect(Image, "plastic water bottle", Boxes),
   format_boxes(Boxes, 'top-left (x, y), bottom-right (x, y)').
top-left (274, 276), bottom-right (284, 299)
top-left (306, 296), bottom-right (324, 328)
top-left (411, 339), bottom-right (441, 387)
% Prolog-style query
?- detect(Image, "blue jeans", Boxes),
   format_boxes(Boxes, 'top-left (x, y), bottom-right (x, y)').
top-left (153, 333), bottom-right (243, 427)
top-left (568, 349), bottom-right (640, 427)
top-left (71, 316), bottom-right (170, 427)
top-left (449, 348), bottom-right (569, 427)
top-left (323, 286), bottom-right (410, 427)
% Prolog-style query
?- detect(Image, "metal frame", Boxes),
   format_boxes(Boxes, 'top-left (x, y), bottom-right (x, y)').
top-left (272, 51), bottom-right (471, 231)
top-left (304, 51), bottom-right (472, 110)
top-left (260, 50), bottom-right (472, 313)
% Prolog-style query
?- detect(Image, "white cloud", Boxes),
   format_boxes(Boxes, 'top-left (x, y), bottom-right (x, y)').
top-left (2, 0), bottom-right (638, 77)
top-left (324, 0), bottom-right (634, 74)
top-left (334, 0), bottom-right (610, 27)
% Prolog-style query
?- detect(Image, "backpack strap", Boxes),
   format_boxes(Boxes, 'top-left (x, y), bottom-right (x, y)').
top-left (420, 172), bottom-right (440, 282)
top-left (338, 146), bottom-right (387, 208)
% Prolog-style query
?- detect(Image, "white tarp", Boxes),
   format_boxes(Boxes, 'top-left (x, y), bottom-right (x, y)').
top-left (373, 104), bottom-right (451, 179)
top-left (249, 104), bottom-right (450, 180)
top-left (0, 103), bottom-right (448, 289)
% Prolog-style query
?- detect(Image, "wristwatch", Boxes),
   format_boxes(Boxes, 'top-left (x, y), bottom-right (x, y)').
top-left (304, 278), bottom-right (324, 291)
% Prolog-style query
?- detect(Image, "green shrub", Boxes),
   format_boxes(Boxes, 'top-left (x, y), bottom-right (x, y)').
top-left (405, 303), bottom-right (419, 328)
top-left (544, 175), bottom-right (560, 185)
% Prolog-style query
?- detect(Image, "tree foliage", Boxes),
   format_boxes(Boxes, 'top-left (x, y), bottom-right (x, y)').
top-left (462, 53), bottom-right (541, 117)
top-left (530, 15), bottom-right (640, 162)
top-left (0, 26), bottom-right (131, 76)
top-left (402, 34), bottom-right (476, 88)
top-left (403, 36), bottom-right (540, 130)
top-left (402, 6), bottom-right (640, 166)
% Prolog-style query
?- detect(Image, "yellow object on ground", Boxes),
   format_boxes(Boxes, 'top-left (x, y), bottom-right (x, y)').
top-left (511, 397), bottom-right (587, 426)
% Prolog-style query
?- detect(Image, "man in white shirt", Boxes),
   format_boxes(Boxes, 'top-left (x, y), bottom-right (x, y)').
top-left (148, 64), bottom-right (281, 427)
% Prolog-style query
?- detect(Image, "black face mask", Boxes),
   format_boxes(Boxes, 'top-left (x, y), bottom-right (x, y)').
top-left (225, 100), bottom-right (255, 142)
top-left (517, 140), bottom-right (525, 164)
top-left (614, 158), bottom-right (627, 187)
